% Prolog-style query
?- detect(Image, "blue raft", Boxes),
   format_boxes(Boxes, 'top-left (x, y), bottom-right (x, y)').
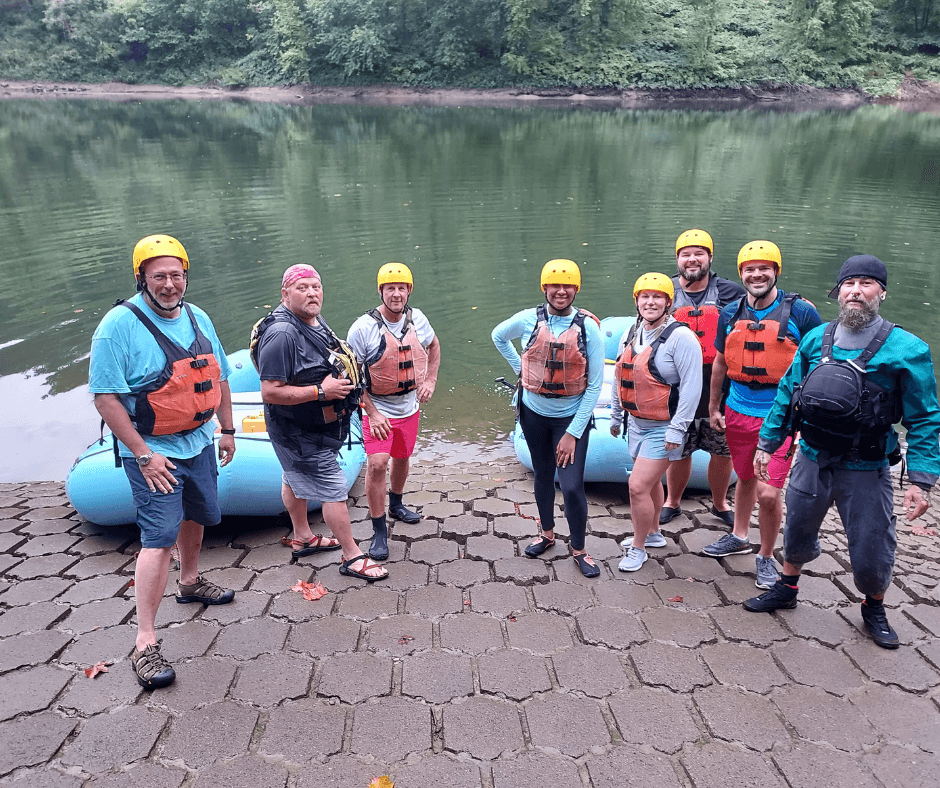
top-left (65, 351), bottom-right (365, 526)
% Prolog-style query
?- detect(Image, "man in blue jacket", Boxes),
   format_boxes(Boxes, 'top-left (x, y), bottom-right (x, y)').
top-left (745, 255), bottom-right (940, 649)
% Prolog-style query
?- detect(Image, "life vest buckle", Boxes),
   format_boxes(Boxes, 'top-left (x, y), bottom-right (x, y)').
top-left (743, 341), bottom-right (765, 351)
top-left (748, 322), bottom-right (764, 331)
top-left (398, 359), bottom-right (415, 370)
top-left (193, 380), bottom-right (213, 393)
top-left (191, 358), bottom-right (209, 369)
top-left (193, 408), bottom-right (214, 423)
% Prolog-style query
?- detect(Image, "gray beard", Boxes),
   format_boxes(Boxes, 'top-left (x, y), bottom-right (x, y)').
top-left (838, 299), bottom-right (880, 330)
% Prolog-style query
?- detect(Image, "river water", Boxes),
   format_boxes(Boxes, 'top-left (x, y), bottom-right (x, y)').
top-left (1, 99), bottom-right (939, 481)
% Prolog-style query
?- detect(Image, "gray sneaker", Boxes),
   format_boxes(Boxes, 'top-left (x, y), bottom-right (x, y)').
top-left (618, 546), bottom-right (648, 572)
top-left (644, 531), bottom-right (668, 549)
top-left (755, 555), bottom-right (779, 589)
top-left (702, 533), bottom-right (751, 557)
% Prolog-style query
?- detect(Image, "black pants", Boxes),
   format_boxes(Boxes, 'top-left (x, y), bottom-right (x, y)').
top-left (519, 401), bottom-right (590, 551)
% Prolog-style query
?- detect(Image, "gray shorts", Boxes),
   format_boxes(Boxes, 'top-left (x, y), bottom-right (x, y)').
top-left (680, 418), bottom-right (731, 460)
top-left (783, 452), bottom-right (896, 596)
top-left (270, 439), bottom-right (351, 504)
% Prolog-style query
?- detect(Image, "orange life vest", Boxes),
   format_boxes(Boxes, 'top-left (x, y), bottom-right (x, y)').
top-left (724, 293), bottom-right (801, 388)
top-left (671, 275), bottom-right (722, 365)
top-left (615, 321), bottom-right (682, 422)
top-left (364, 307), bottom-right (429, 396)
top-left (119, 301), bottom-right (222, 436)
top-left (520, 305), bottom-right (599, 398)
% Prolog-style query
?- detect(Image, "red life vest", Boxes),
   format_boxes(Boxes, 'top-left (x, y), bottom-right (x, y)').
top-left (520, 305), bottom-right (599, 398)
top-left (724, 293), bottom-right (801, 388)
top-left (364, 307), bottom-right (429, 396)
top-left (119, 301), bottom-right (222, 436)
top-left (671, 275), bottom-right (722, 365)
top-left (615, 321), bottom-right (682, 422)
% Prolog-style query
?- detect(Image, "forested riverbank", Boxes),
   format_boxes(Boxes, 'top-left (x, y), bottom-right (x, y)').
top-left (2, 0), bottom-right (939, 97)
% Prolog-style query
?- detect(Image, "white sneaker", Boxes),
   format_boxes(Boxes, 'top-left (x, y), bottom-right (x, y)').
top-left (618, 546), bottom-right (648, 572)
top-left (645, 531), bottom-right (667, 549)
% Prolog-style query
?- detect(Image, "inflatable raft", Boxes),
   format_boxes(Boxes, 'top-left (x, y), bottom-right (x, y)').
top-left (511, 315), bottom-right (735, 490)
top-left (66, 353), bottom-right (366, 526)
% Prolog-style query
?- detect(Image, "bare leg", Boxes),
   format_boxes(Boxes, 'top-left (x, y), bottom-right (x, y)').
top-left (175, 519), bottom-right (204, 586)
top-left (322, 500), bottom-right (385, 578)
top-left (731, 476), bottom-right (758, 540)
top-left (365, 453), bottom-right (391, 517)
top-left (756, 481), bottom-right (783, 558)
top-left (134, 546), bottom-right (172, 651)
top-left (282, 482), bottom-right (315, 543)
top-left (663, 457), bottom-right (692, 510)
top-left (389, 456), bottom-right (410, 496)
top-left (708, 455), bottom-right (734, 512)
top-left (628, 456), bottom-right (671, 549)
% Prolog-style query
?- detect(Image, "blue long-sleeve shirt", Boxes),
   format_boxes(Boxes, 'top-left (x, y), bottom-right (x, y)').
top-left (758, 320), bottom-right (940, 486)
top-left (492, 307), bottom-right (604, 438)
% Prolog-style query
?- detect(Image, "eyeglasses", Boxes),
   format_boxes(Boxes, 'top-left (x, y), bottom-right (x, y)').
top-left (146, 273), bottom-right (187, 284)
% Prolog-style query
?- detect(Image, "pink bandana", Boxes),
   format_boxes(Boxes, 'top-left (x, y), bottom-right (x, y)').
top-left (282, 264), bottom-right (320, 288)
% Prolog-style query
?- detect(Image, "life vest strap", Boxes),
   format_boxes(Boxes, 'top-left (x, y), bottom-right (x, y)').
top-left (193, 380), bottom-right (213, 393)
top-left (191, 358), bottom-right (209, 369)
top-left (549, 341), bottom-right (565, 350)
top-left (695, 330), bottom-right (705, 337)
top-left (399, 359), bottom-right (415, 370)
top-left (193, 408), bottom-right (214, 423)
top-left (690, 308), bottom-right (703, 316)
top-left (744, 341), bottom-right (764, 351)
top-left (541, 382), bottom-right (566, 391)
top-left (546, 360), bottom-right (565, 370)
top-left (742, 366), bottom-right (768, 377)
top-left (621, 380), bottom-right (635, 389)
top-left (624, 402), bottom-right (638, 411)
top-left (748, 321), bottom-right (764, 330)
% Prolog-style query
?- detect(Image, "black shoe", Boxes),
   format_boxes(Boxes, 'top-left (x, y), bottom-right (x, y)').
top-left (709, 505), bottom-right (735, 528)
top-left (659, 506), bottom-right (681, 525)
top-left (369, 524), bottom-right (389, 561)
top-left (861, 602), bottom-right (900, 649)
top-left (389, 503), bottom-right (421, 524)
top-left (743, 580), bottom-right (798, 612)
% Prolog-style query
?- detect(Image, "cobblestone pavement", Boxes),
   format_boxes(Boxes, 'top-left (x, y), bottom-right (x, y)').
top-left (1, 438), bottom-right (939, 787)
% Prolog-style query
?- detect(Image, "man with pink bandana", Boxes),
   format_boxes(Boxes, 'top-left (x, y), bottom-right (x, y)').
top-left (255, 265), bottom-right (387, 582)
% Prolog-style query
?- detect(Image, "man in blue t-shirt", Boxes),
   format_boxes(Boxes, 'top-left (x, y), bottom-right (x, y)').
top-left (704, 241), bottom-right (822, 591)
top-left (89, 235), bottom-right (236, 690)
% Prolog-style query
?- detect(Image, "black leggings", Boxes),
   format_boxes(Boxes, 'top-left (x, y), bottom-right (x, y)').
top-left (518, 402), bottom-right (590, 551)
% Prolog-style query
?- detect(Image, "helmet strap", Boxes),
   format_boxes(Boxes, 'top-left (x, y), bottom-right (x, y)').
top-left (380, 286), bottom-right (409, 316)
top-left (140, 279), bottom-right (185, 314)
top-left (544, 289), bottom-right (575, 316)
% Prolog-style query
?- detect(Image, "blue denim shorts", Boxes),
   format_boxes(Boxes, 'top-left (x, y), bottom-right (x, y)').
top-left (628, 420), bottom-right (685, 462)
top-left (123, 444), bottom-right (221, 548)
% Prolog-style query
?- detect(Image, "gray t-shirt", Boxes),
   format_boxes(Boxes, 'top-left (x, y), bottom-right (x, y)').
top-left (347, 307), bottom-right (435, 419)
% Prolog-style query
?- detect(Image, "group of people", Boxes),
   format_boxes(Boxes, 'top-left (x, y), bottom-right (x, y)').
top-left (90, 237), bottom-right (438, 688)
top-left (90, 230), bottom-right (939, 689)
top-left (492, 230), bottom-right (940, 653)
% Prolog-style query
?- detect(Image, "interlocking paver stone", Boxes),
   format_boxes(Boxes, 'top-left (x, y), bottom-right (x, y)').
top-left (532, 580), bottom-right (594, 613)
top-left (843, 638), bottom-right (940, 691)
top-left (525, 692), bottom-right (610, 756)
top-left (213, 617), bottom-right (289, 659)
top-left (472, 498), bottom-right (516, 516)
top-left (199, 590), bottom-right (270, 624)
top-left (630, 641), bottom-right (713, 692)
top-left (162, 700), bottom-right (258, 768)
top-left (13, 533), bottom-right (79, 556)
top-left (465, 534), bottom-right (515, 561)
top-left (681, 741), bottom-right (787, 788)
top-left (267, 588), bottom-right (334, 622)
top-left (493, 515), bottom-right (538, 539)
top-left (552, 645), bottom-right (632, 696)
top-left (403, 651), bottom-right (473, 703)
top-left (87, 761), bottom-right (187, 787)
top-left (864, 744), bottom-right (938, 788)
top-left (904, 603), bottom-right (940, 636)
top-left (0, 576), bottom-right (72, 606)
top-left (294, 755), bottom-right (383, 788)
top-left (191, 755), bottom-right (288, 788)
top-left (609, 688), bottom-right (701, 753)
top-left (710, 604), bottom-right (789, 646)
top-left (392, 519), bottom-right (439, 541)
top-left (289, 616), bottom-right (362, 660)
top-left (0, 601), bottom-right (66, 636)
top-left (0, 664), bottom-right (70, 721)
top-left (699, 642), bottom-right (788, 694)
top-left (849, 683), bottom-right (940, 753)
top-left (664, 553), bottom-right (729, 582)
top-left (381, 560), bottom-right (430, 590)
top-left (587, 746), bottom-right (683, 788)
top-left (797, 574), bottom-right (850, 607)
top-left (443, 696), bottom-right (524, 759)
top-left (439, 514), bottom-right (488, 541)
top-left (679, 529), bottom-right (728, 554)
top-left (772, 685), bottom-right (877, 751)
top-left (641, 607), bottom-right (718, 647)
top-left (0, 629), bottom-right (71, 672)
top-left (772, 742), bottom-right (881, 788)
top-left (368, 614), bottom-right (432, 655)
top-left (469, 582), bottom-right (528, 616)
top-left (232, 652), bottom-right (313, 706)
top-left (593, 581), bottom-right (660, 611)
top-left (491, 752), bottom-right (583, 788)
top-left (478, 648), bottom-right (551, 700)
top-left (57, 597), bottom-right (135, 634)
top-left (406, 584), bottom-right (464, 616)
top-left (693, 685), bottom-right (790, 751)
top-left (0, 712), bottom-right (77, 777)
top-left (60, 706), bottom-right (169, 774)
top-left (391, 755), bottom-right (482, 788)
top-left (776, 605), bottom-right (859, 646)
top-left (338, 585), bottom-right (400, 619)
top-left (409, 537), bottom-right (459, 564)
top-left (59, 624), bottom-right (136, 666)
top-left (653, 578), bottom-right (721, 609)
top-left (57, 660), bottom-right (144, 715)
top-left (493, 556), bottom-right (551, 585)
top-left (506, 611), bottom-right (572, 653)
top-left (771, 639), bottom-right (866, 695)
top-left (351, 696), bottom-right (431, 761)
top-left (437, 558), bottom-right (491, 587)
top-left (159, 620), bottom-right (221, 661)
top-left (259, 699), bottom-right (346, 761)
top-left (606, 556), bottom-right (667, 583)
top-left (424, 502), bottom-right (466, 520)
top-left (6, 553), bottom-right (79, 579)
top-left (439, 613), bottom-right (505, 653)
top-left (576, 606), bottom-right (648, 648)
top-left (317, 652), bottom-right (392, 702)
top-left (144, 659), bottom-right (237, 713)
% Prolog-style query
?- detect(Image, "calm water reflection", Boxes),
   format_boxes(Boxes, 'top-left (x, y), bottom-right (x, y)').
top-left (2, 100), bottom-right (939, 480)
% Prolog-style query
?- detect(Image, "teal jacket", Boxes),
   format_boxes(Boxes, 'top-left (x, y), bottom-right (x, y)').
top-left (758, 321), bottom-right (940, 487)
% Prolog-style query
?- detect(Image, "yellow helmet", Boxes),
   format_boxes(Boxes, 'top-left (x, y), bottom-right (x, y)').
top-left (737, 240), bottom-right (782, 274)
top-left (377, 262), bottom-right (413, 291)
top-left (676, 229), bottom-right (713, 256)
top-left (540, 259), bottom-right (581, 292)
top-left (633, 272), bottom-right (675, 301)
top-left (133, 235), bottom-right (189, 277)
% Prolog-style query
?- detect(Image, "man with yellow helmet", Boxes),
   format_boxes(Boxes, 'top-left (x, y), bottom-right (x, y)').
top-left (704, 240), bottom-right (821, 590)
top-left (89, 235), bottom-right (237, 689)
top-left (347, 262), bottom-right (441, 561)
top-left (610, 273), bottom-right (703, 572)
top-left (492, 259), bottom-right (604, 577)
top-left (660, 230), bottom-right (745, 529)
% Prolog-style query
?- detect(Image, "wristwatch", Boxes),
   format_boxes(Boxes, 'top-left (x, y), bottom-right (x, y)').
top-left (317, 385), bottom-right (326, 401)
top-left (220, 428), bottom-right (236, 435)
top-left (136, 451), bottom-right (154, 467)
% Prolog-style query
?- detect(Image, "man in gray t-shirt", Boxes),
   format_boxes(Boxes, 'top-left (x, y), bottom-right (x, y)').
top-left (347, 263), bottom-right (441, 560)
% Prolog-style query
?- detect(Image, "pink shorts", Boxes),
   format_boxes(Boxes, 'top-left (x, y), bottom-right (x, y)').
top-left (363, 410), bottom-right (421, 459)
top-left (725, 407), bottom-right (793, 488)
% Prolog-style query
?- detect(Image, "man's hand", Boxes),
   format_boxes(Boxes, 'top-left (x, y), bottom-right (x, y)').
top-left (903, 485), bottom-right (931, 521)
top-left (218, 434), bottom-right (236, 467)
top-left (709, 410), bottom-right (726, 433)
top-left (416, 378), bottom-right (436, 404)
top-left (368, 411), bottom-right (391, 441)
top-left (754, 449), bottom-right (770, 482)
top-left (556, 433), bottom-right (576, 468)
top-left (321, 374), bottom-right (354, 400)
top-left (610, 423), bottom-right (621, 438)
top-left (142, 454), bottom-right (178, 494)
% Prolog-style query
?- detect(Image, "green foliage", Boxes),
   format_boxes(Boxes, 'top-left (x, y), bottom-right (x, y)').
top-left (0, 0), bottom-right (937, 91)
